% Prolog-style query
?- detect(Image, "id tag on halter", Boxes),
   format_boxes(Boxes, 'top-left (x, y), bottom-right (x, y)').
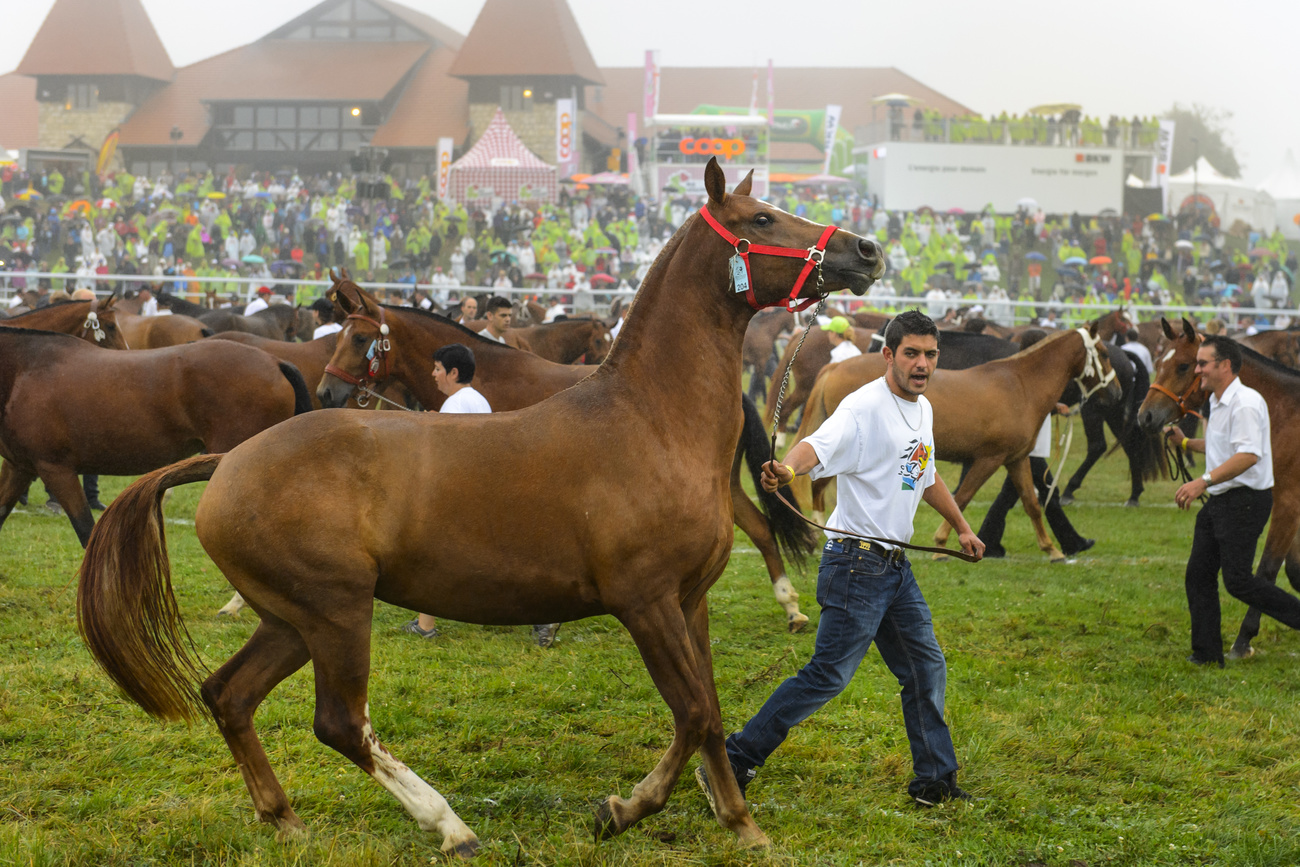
top-left (730, 254), bottom-right (750, 295)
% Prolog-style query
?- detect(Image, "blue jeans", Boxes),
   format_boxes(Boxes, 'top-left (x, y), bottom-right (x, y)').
top-left (726, 539), bottom-right (959, 794)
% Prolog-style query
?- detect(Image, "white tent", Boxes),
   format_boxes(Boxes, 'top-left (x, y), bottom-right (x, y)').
top-left (1260, 149), bottom-right (1300, 240)
top-left (1166, 156), bottom-right (1276, 232)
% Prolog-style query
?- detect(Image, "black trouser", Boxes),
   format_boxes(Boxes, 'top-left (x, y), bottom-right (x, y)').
top-left (1186, 486), bottom-right (1300, 663)
top-left (977, 457), bottom-right (1086, 555)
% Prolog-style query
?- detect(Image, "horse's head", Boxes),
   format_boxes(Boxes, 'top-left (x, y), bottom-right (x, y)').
top-left (584, 320), bottom-right (614, 365)
top-left (91, 294), bottom-right (129, 349)
top-left (697, 158), bottom-right (884, 310)
top-left (1137, 317), bottom-right (1204, 431)
top-left (1074, 320), bottom-right (1123, 405)
top-left (318, 279), bottom-right (389, 408)
top-left (1095, 308), bottom-right (1131, 343)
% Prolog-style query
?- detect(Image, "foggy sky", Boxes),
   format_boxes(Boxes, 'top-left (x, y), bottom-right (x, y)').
top-left (3, 0), bottom-right (1295, 186)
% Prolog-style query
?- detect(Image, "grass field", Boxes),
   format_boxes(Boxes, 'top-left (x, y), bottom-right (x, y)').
top-left (2, 434), bottom-right (1299, 866)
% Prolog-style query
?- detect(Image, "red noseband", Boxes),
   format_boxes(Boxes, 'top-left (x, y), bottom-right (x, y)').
top-left (698, 205), bottom-right (837, 312)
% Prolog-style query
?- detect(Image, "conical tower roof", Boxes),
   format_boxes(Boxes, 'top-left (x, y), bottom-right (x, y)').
top-left (448, 0), bottom-right (602, 85)
top-left (16, 0), bottom-right (174, 82)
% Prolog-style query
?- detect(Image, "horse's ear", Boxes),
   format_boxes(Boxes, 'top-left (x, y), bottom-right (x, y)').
top-left (333, 285), bottom-right (359, 315)
top-left (100, 294), bottom-right (117, 311)
top-left (704, 157), bottom-right (727, 206)
top-left (1181, 317), bottom-right (1197, 342)
top-left (733, 170), bottom-right (754, 198)
top-left (1161, 317), bottom-right (1175, 340)
top-left (1089, 318), bottom-right (1100, 339)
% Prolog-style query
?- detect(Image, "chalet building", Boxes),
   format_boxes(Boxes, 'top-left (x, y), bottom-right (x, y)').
top-left (0, 0), bottom-right (972, 180)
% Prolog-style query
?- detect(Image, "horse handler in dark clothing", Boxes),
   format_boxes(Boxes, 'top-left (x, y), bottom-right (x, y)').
top-left (697, 310), bottom-right (983, 810)
top-left (1168, 334), bottom-right (1300, 666)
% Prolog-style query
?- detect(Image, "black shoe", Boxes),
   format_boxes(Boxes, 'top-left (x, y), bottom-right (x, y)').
top-left (911, 775), bottom-right (972, 807)
top-left (17, 494), bottom-right (26, 506)
top-left (982, 546), bottom-right (1006, 559)
top-left (694, 760), bottom-right (757, 814)
top-left (1063, 539), bottom-right (1095, 557)
top-left (402, 618), bottom-right (440, 639)
top-left (531, 623), bottom-right (559, 648)
top-left (1187, 654), bottom-right (1224, 668)
top-left (86, 499), bottom-right (107, 512)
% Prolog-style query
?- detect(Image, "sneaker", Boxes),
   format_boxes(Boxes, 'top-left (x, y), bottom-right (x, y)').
top-left (911, 776), bottom-right (973, 807)
top-left (402, 619), bottom-right (440, 639)
top-left (694, 761), bottom-right (757, 815)
top-left (45, 501), bottom-right (64, 516)
top-left (531, 623), bottom-right (559, 648)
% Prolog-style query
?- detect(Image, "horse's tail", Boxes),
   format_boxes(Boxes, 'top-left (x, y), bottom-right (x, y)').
top-left (200, 327), bottom-right (215, 338)
top-left (278, 360), bottom-right (314, 415)
top-left (739, 393), bottom-right (817, 569)
top-left (77, 453), bottom-right (224, 722)
top-left (1115, 356), bottom-right (1167, 481)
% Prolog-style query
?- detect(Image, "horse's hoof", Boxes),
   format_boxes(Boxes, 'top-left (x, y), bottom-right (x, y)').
top-left (273, 816), bottom-right (308, 841)
top-left (1125, 499), bottom-right (1140, 508)
top-left (1060, 493), bottom-right (1075, 506)
top-left (1050, 555), bottom-right (1067, 564)
top-left (593, 797), bottom-right (622, 841)
top-left (932, 552), bottom-right (950, 562)
top-left (1227, 645), bottom-right (1256, 660)
top-left (740, 829), bottom-right (772, 850)
top-left (441, 837), bottom-right (480, 860)
top-left (787, 612), bottom-right (809, 633)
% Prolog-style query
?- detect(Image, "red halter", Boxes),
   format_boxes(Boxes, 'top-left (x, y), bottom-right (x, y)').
top-left (323, 310), bottom-right (391, 387)
top-left (697, 205), bottom-right (838, 312)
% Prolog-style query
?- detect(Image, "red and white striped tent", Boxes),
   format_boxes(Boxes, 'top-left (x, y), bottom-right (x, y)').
top-left (447, 108), bottom-right (558, 208)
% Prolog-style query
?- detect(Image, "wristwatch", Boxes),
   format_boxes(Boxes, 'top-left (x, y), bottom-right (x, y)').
top-left (1201, 472), bottom-right (1213, 485)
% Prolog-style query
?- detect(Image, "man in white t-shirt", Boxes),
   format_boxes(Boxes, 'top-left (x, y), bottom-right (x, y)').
top-left (825, 316), bottom-right (862, 364)
top-left (476, 296), bottom-right (513, 343)
top-left (698, 309), bottom-right (983, 811)
top-left (244, 286), bottom-right (272, 316)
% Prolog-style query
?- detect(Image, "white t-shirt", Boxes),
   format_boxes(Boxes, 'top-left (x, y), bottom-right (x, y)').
top-left (1205, 377), bottom-right (1272, 494)
top-left (478, 329), bottom-right (507, 344)
top-left (1030, 416), bottom-right (1052, 459)
top-left (313, 322), bottom-right (342, 339)
top-left (829, 341), bottom-right (862, 364)
top-left (804, 377), bottom-right (936, 547)
top-left (440, 386), bottom-right (491, 414)
top-left (244, 297), bottom-right (269, 316)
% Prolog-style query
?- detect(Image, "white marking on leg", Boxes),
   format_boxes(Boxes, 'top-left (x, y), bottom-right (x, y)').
top-left (217, 591), bottom-right (246, 616)
top-left (771, 575), bottom-right (799, 610)
top-left (361, 713), bottom-right (478, 852)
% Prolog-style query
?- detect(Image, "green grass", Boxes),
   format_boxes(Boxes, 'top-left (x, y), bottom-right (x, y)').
top-left (2, 442), bottom-right (1299, 866)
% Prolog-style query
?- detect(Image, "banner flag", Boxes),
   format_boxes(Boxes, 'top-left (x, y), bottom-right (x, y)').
top-left (1153, 119), bottom-right (1176, 212)
top-left (749, 69), bottom-right (758, 116)
top-left (435, 137), bottom-right (453, 200)
top-left (555, 98), bottom-right (576, 177)
top-left (822, 104), bottom-right (842, 174)
top-left (644, 50), bottom-right (660, 126)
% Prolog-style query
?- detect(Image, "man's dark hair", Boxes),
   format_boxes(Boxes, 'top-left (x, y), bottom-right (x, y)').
top-left (1202, 334), bottom-right (1242, 374)
top-left (884, 308), bottom-right (939, 353)
top-left (433, 343), bottom-right (476, 383)
top-left (485, 296), bottom-right (512, 315)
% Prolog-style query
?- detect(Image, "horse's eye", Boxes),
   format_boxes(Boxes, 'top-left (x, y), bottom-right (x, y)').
top-left (1177, 363), bottom-right (1190, 374)
top-left (754, 214), bottom-right (772, 227)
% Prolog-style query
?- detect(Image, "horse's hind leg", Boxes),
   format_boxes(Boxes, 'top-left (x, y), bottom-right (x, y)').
top-left (36, 463), bottom-right (94, 546)
top-left (0, 461), bottom-right (37, 537)
top-left (201, 615), bottom-right (312, 832)
top-left (218, 590), bottom-right (248, 617)
top-left (302, 621), bottom-right (479, 857)
top-left (597, 595), bottom-right (765, 846)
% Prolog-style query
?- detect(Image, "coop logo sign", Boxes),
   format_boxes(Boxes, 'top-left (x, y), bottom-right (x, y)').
top-left (555, 97), bottom-right (575, 176)
top-left (678, 137), bottom-right (747, 159)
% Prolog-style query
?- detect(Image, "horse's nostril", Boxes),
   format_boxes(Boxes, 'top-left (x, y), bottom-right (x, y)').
top-left (857, 237), bottom-right (882, 261)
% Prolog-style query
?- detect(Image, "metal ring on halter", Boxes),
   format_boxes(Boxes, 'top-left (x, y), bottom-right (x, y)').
top-left (805, 247), bottom-right (825, 264)
top-left (734, 239), bottom-right (750, 255)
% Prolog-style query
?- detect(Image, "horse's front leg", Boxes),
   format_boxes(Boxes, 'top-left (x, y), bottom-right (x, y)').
top-left (1006, 456), bottom-right (1065, 563)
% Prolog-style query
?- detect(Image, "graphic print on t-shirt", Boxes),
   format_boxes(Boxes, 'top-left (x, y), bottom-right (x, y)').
top-left (898, 438), bottom-right (932, 491)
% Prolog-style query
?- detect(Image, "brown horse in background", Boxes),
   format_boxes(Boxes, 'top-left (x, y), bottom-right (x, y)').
top-left (311, 282), bottom-right (817, 630)
top-left (791, 323), bottom-right (1121, 562)
top-left (509, 318), bottom-right (615, 364)
top-left (208, 331), bottom-right (339, 408)
top-left (117, 312), bottom-right (213, 347)
top-left (3, 297), bottom-right (129, 349)
top-left (742, 308), bottom-right (793, 403)
top-left (76, 159), bottom-right (884, 855)
top-left (1137, 317), bottom-right (1300, 659)
top-left (0, 328), bottom-right (312, 545)
top-left (763, 314), bottom-right (889, 433)
top-left (1239, 329), bottom-right (1300, 369)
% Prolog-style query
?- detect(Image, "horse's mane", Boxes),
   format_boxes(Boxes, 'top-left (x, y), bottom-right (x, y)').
top-left (936, 330), bottom-right (1018, 350)
top-left (607, 217), bottom-right (690, 338)
top-left (0, 324), bottom-right (83, 342)
top-left (6, 299), bottom-right (90, 320)
top-left (1001, 327), bottom-right (1074, 361)
top-left (1238, 340), bottom-right (1300, 382)
top-left (379, 302), bottom-right (518, 351)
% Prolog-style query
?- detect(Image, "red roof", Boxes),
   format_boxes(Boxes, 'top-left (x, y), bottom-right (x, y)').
top-left (0, 74), bottom-right (39, 149)
top-left (16, 0), bottom-right (174, 81)
top-left (119, 41), bottom-right (432, 146)
top-left (371, 43), bottom-right (469, 148)
top-left (448, 0), bottom-right (603, 85)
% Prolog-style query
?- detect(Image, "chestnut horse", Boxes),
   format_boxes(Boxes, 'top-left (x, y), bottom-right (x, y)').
top-left (762, 315), bottom-right (888, 432)
top-left (1239, 329), bottom-right (1300, 369)
top-left (76, 159), bottom-right (884, 856)
top-left (508, 318), bottom-right (614, 364)
top-left (3, 297), bottom-right (129, 349)
top-left (742, 308), bottom-right (793, 403)
top-left (0, 328), bottom-right (312, 545)
top-left (117, 311), bottom-right (213, 347)
top-left (791, 323), bottom-right (1121, 562)
top-left (1137, 318), bottom-right (1300, 659)
top-left (308, 282), bottom-right (816, 631)
top-left (208, 331), bottom-right (339, 409)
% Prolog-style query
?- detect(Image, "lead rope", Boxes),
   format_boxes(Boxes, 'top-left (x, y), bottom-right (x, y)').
top-left (1042, 409), bottom-right (1075, 507)
top-left (355, 381), bottom-right (419, 412)
top-left (765, 285), bottom-right (979, 563)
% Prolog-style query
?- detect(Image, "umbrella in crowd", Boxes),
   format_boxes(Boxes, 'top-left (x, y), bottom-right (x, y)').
top-left (1089, 256), bottom-right (1112, 265)
top-left (583, 171), bottom-right (629, 186)
top-left (241, 254), bottom-right (265, 264)
top-left (1064, 256), bottom-right (1088, 266)
top-left (589, 274), bottom-right (617, 284)
top-left (1249, 248), bottom-right (1277, 258)
top-left (207, 191), bottom-right (226, 200)
top-left (1025, 251), bottom-right (1047, 261)
top-left (220, 258), bottom-right (241, 268)
top-left (1016, 197), bottom-right (1038, 210)
top-left (1174, 239), bottom-right (1194, 250)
